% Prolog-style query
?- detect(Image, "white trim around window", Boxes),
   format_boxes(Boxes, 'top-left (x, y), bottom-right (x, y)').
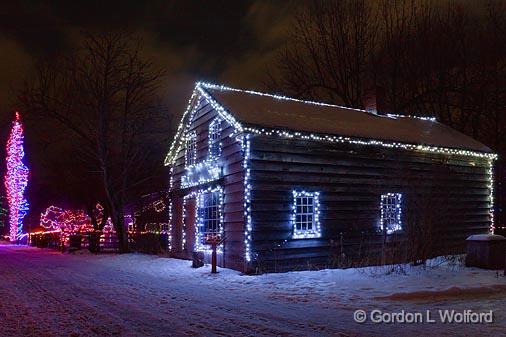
top-left (291, 190), bottom-right (321, 239)
top-left (208, 118), bottom-right (222, 158)
top-left (380, 193), bottom-right (403, 234)
top-left (185, 131), bottom-right (197, 167)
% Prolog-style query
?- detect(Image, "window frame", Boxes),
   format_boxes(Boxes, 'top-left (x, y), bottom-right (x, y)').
top-left (380, 193), bottom-right (403, 234)
top-left (208, 118), bottom-right (222, 158)
top-left (185, 131), bottom-right (197, 167)
top-left (194, 187), bottom-right (224, 252)
top-left (198, 190), bottom-right (222, 235)
top-left (291, 190), bottom-right (321, 239)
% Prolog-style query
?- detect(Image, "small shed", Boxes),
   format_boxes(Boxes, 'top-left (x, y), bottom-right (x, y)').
top-left (465, 234), bottom-right (506, 270)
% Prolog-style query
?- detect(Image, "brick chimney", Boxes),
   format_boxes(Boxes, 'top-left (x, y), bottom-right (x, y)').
top-left (363, 85), bottom-right (388, 115)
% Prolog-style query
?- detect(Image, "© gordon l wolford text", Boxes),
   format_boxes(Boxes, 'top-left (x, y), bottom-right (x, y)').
top-left (353, 309), bottom-right (494, 324)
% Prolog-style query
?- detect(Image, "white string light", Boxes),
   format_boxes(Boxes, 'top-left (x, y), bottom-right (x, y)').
top-left (488, 159), bottom-right (495, 233)
top-left (208, 117), bottom-right (223, 158)
top-left (165, 82), bottom-right (496, 166)
top-left (195, 186), bottom-right (224, 254)
top-left (167, 201), bottom-right (172, 251)
top-left (385, 113), bottom-right (436, 122)
top-left (168, 167), bottom-right (174, 251)
top-left (165, 91), bottom-right (199, 166)
top-left (379, 193), bottom-right (403, 234)
top-left (165, 81), bottom-right (498, 265)
top-left (239, 135), bottom-right (253, 262)
top-left (291, 191), bottom-right (321, 239)
top-left (181, 159), bottom-right (222, 188)
top-left (180, 186), bottom-right (224, 254)
top-left (182, 191), bottom-right (198, 250)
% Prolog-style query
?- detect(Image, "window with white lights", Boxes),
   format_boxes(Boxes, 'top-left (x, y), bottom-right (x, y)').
top-left (292, 191), bottom-right (321, 239)
top-left (185, 131), bottom-right (196, 166)
top-left (380, 193), bottom-right (403, 234)
top-left (198, 191), bottom-right (222, 236)
top-left (208, 118), bottom-right (222, 157)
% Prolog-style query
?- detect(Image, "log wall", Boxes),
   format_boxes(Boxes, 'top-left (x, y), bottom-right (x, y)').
top-left (248, 134), bottom-right (492, 272)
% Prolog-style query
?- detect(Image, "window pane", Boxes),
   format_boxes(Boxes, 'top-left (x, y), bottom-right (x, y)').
top-left (292, 192), bottom-right (321, 238)
top-left (380, 193), bottom-right (402, 234)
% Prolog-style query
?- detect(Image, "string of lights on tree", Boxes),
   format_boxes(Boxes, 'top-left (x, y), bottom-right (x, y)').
top-left (40, 206), bottom-right (93, 233)
top-left (4, 112), bottom-right (29, 242)
top-left (36, 203), bottom-right (116, 243)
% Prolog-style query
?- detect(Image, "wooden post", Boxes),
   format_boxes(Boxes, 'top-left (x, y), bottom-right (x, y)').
top-left (204, 234), bottom-right (224, 274)
top-left (211, 241), bottom-right (217, 273)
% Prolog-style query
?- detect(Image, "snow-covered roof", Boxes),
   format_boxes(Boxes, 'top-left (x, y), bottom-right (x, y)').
top-left (204, 84), bottom-right (491, 153)
top-left (164, 82), bottom-right (495, 166)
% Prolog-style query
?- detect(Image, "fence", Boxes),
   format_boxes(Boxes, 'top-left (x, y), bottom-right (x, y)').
top-left (28, 231), bottom-right (120, 253)
top-left (28, 231), bottom-right (169, 254)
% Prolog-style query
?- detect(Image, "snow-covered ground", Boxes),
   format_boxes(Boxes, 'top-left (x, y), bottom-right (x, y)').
top-left (0, 244), bottom-right (505, 337)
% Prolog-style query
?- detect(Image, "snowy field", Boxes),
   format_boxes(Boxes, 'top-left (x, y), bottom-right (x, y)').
top-left (0, 244), bottom-right (505, 337)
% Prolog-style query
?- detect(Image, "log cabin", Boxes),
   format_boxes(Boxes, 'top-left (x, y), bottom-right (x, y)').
top-left (165, 82), bottom-right (497, 273)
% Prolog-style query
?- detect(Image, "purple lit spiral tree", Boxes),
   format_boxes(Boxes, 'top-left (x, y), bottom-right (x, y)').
top-left (4, 112), bottom-right (29, 242)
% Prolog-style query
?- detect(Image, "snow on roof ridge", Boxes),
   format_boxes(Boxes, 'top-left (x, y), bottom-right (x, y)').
top-left (198, 82), bottom-right (437, 122)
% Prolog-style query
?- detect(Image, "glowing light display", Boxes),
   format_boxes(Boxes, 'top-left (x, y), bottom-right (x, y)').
top-left (240, 135), bottom-right (253, 261)
top-left (181, 186), bottom-right (224, 254)
top-left (40, 205), bottom-right (93, 233)
top-left (208, 117), bottom-right (222, 158)
top-left (165, 82), bottom-right (497, 166)
top-left (379, 193), bottom-right (403, 234)
top-left (39, 203), bottom-right (112, 233)
top-left (488, 159), bottom-right (495, 233)
top-left (182, 191), bottom-right (198, 250)
top-left (165, 82), bottom-right (498, 263)
top-left (181, 159), bottom-right (222, 188)
top-left (4, 112), bottom-right (29, 241)
top-left (291, 191), bottom-right (321, 239)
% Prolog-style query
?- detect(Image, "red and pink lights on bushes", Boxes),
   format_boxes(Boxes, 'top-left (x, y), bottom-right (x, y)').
top-left (39, 203), bottom-right (115, 235)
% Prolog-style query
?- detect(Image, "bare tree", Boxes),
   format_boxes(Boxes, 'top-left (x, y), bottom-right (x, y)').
top-left (18, 32), bottom-right (167, 252)
top-left (274, 0), bottom-right (506, 138)
top-left (273, 0), bottom-right (506, 239)
top-left (272, 0), bottom-right (379, 108)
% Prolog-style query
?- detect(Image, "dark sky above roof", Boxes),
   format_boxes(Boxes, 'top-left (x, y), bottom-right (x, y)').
top-left (0, 0), bottom-right (298, 213)
top-left (205, 86), bottom-right (492, 153)
top-left (0, 0), bottom-right (297, 123)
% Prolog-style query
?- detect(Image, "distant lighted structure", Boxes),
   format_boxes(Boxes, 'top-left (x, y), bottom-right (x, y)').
top-left (4, 112), bottom-right (29, 242)
top-left (0, 195), bottom-right (7, 231)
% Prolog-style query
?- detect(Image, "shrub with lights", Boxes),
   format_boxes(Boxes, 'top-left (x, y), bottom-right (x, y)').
top-left (36, 203), bottom-right (115, 246)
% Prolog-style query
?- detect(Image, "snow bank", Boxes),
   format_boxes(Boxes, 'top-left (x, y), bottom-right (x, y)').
top-left (466, 234), bottom-right (506, 241)
top-left (376, 284), bottom-right (506, 301)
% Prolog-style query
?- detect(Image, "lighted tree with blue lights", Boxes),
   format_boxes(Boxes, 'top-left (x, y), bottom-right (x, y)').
top-left (4, 112), bottom-right (29, 242)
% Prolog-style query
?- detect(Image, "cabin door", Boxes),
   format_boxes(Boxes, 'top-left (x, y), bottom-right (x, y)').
top-left (183, 197), bottom-right (197, 258)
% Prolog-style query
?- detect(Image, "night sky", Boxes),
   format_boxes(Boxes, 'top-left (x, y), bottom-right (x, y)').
top-left (0, 1), bottom-right (296, 116)
top-left (0, 1), bottom-right (298, 222)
